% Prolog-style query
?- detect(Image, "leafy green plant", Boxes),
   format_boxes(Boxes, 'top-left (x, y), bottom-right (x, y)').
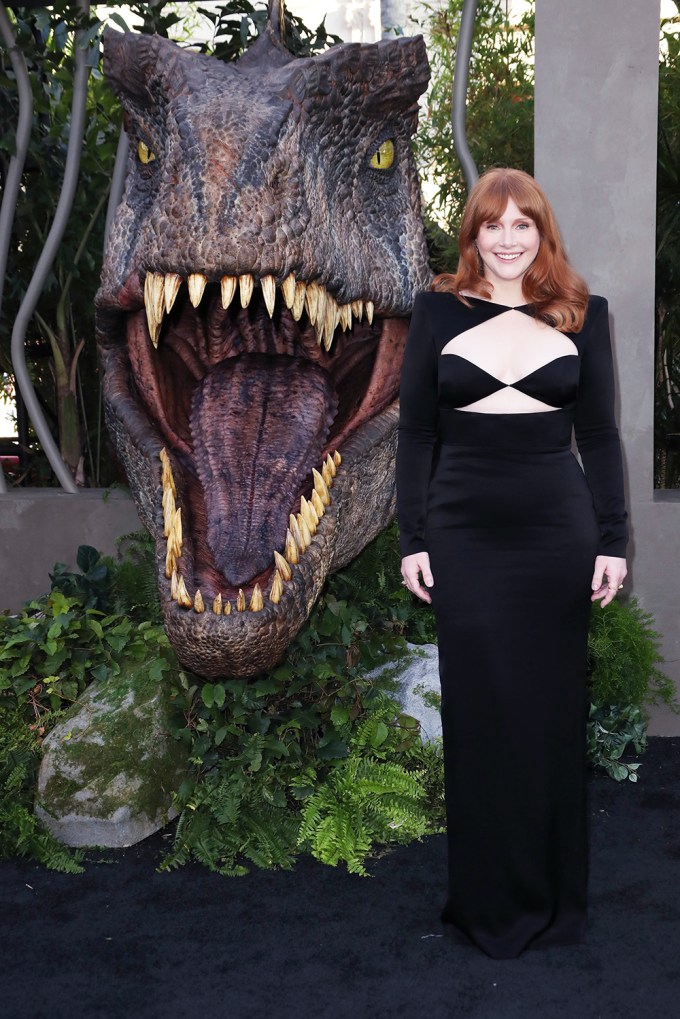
top-left (587, 597), bottom-right (674, 711)
top-left (49, 544), bottom-right (116, 611)
top-left (656, 1), bottom-right (680, 488)
top-left (587, 703), bottom-right (648, 783)
top-left (0, 705), bottom-right (84, 872)
top-left (0, 590), bottom-right (174, 721)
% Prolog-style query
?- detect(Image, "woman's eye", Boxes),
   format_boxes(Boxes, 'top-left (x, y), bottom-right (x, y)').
top-left (370, 139), bottom-right (395, 170)
top-left (137, 140), bottom-right (156, 165)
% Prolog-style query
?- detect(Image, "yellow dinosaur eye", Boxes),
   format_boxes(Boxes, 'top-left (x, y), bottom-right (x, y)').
top-left (370, 139), bottom-right (395, 170)
top-left (137, 140), bottom-right (156, 165)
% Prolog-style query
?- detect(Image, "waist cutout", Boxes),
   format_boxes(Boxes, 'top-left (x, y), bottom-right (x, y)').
top-left (438, 407), bottom-right (574, 452)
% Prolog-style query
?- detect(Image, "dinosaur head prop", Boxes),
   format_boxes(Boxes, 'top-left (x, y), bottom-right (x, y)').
top-left (96, 13), bottom-right (431, 677)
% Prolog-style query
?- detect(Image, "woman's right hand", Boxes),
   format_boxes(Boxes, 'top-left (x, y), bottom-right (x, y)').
top-left (400, 551), bottom-right (434, 604)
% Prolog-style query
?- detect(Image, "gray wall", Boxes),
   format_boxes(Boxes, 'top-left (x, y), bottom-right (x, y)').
top-left (535, 0), bottom-right (680, 736)
top-left (0, 491), bottom-right (142, 612)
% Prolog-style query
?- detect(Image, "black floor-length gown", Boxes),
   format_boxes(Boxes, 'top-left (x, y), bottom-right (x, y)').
top-left (396, 292), bottom-right (628, 959)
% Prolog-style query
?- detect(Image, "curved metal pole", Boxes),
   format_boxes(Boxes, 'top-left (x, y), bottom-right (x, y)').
top-left (0, 4), bottom-right (34, 493)
top-left (9, 5), bottom-right (92, 494)
top-left (104, 128), bottom-right (128, 251)
top-left (451, 0), bottom-right (479, 192)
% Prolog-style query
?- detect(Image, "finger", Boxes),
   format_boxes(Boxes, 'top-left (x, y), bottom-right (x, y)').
top-left (413, 583), bottom-right (432, 604)
top-left (591, 571), bottom-right (604, 592)
top-left (601, 584), bottom-right (620, 607)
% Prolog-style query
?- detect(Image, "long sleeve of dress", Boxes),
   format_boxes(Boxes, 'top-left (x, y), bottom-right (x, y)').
top-left (396, 293), bottom-right (438, 557)
top-left (573, 297), bottom-right (628, 557)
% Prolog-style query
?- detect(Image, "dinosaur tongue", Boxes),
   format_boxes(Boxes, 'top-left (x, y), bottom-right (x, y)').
top-left (190, 354), bottom-right (337, 586)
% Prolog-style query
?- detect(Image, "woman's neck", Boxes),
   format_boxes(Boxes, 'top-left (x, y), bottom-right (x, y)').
top-left (484, 279), bottom-right (527, 306)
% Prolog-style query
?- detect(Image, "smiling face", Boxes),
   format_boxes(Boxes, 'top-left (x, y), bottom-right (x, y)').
top-left (475, 198), bottom-right (541, 297)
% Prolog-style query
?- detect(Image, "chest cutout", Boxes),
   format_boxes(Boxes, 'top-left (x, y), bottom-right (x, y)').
top-left (440, 309), bottom-right (578, 414)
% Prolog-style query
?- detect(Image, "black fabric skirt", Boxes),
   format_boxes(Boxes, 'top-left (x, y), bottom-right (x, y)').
top-left (425, 438), bottom-right (600, 959)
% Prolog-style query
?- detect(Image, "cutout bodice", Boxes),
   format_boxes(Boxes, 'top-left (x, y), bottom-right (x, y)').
top-left (439, 306), bottom-right (580, 414)
top-left (396, 291), bottom-right (628, 559)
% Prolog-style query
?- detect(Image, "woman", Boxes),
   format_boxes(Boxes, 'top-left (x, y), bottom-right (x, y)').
top-left (396, 168), bottom-right (628, 959)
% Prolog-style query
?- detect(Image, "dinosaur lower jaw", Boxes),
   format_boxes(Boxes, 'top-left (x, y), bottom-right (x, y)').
top-left (98, 270), bottom-right (407, 677)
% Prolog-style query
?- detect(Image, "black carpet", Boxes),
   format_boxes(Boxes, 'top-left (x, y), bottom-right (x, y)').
top-left (1, 738), bottom-right (679, 1019)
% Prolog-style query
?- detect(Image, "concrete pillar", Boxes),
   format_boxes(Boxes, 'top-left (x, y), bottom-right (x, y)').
top-left (535, 0), bottom-right (680, 735)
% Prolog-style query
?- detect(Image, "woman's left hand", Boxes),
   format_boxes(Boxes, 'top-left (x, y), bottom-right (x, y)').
top-left (591, 555), bottom-right (628, 607)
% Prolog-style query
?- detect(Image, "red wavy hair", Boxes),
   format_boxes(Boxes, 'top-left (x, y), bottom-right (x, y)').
top-left (432, 168), bottom-right (589, 332)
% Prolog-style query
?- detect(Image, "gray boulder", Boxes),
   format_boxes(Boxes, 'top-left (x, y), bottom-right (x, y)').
top-left (36, 662), bottom-right (188, 848)
top-left (389, 643), bottom-right (442, 743)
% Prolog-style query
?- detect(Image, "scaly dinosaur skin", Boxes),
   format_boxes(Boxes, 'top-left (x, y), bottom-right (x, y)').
top-left (95, 20), bottom-right (431, 677)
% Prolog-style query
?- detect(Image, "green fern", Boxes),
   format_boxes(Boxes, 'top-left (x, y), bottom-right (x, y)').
top-left (162, 766), bottom-right (299, 876)
top-left (297, 755), bottom-right (431, 876)
top-left (0, 708), bottom-right (84, 873)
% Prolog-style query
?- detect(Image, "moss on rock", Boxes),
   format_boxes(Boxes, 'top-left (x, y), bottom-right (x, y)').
top-left (35, 661), bottom-right (188, 848)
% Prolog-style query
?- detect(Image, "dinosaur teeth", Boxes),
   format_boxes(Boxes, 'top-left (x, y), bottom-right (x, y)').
top-left (312, 466), bottom-right (331, 506)
top-left (333, 450), bottom-right (341, 467)
top-left (163, 487), bottom-right (175, 538)
top-left (239, 273), bottom-right (254, 308)
top-left (236, 588), bottom-right (246, 612)
top-left (305, 280), bottom-right (320, 324)
top-left (339, 303), bottom-right (352, 332)
top-left (299, 495), bottom-right (318, 535)
top-left (269, 570), bottom-right (284, 604)
top-left (351, 299), bottom-right (363, 320)
top-left (176, 574), bottom-right (193, 609)
top-left (160, 447), bottom-right (176, 494)
top-left (315, 287), bottom-right (327, 347)
top-left (144, 273), bottom-right (162, 348)
top-left (223, 600), bottom-right (232, 615)
top-left (289, 513), bottom-right (306, 553)
top-left (365, 300), bottom-right (374, 325)
top-left (273, 549), bottom-right (292, 581)
top-left (297, 512), bottom-right (312, 548)
top-left (221, 275), bottom-right (237, 310)
top-left (249, 584), bottom-right (264, 612)
top-left (311, 488), bottom-right (325, 519)
top-left (212, 592), bottom-right (223, 615)
top-left (281, 273), bottom-right (296, 308)
top-left (284, 528), bottom-right (299, 565)
top-left (325, 453), bottom-right (337, 479)
top-left (292, 281), bottom-right (306, 321)
top-left (164, 273), bottom-right (182, 314)
top-left (261, 275), bottom-right (276, 317)
top-left (170, 569), bottom-right (179, 601)
top-left (194, 589), bottom-right (205, 613)
top-left (323, 294), bottom-right (338, 352)
top-left (188, 272), bottom-right (207, 308)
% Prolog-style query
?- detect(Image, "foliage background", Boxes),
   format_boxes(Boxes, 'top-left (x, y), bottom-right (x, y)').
top-left (2, 0), bottom-right (677, 484)
top-left (656, 1), bottom-right (680, 487)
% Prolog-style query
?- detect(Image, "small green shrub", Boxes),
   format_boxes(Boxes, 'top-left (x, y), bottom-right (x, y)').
top-left (588, 596), bottom-right (673, 709)
top-left (587, 704), bottom-right (648, 783)
top-left (0, 705), bottom-right (85, 872)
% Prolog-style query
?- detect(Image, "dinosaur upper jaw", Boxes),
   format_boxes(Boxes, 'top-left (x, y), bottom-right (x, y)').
top-left (97, 267), bottom-right (407, 677)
